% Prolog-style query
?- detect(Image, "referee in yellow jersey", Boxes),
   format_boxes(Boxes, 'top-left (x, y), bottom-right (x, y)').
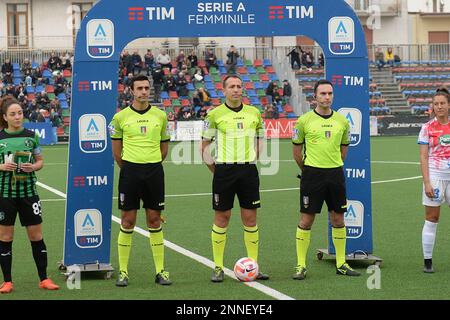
top-left (109, 75), bottom-right (171, 286)
top-left (292, 80), bottom-right (360, 280)
top-left (201, 75), bottom-right (269, 282)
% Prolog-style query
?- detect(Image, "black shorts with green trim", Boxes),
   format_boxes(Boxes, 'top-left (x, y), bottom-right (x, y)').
top-left (0, 195), bottom-right (43, 226)
top-left (300, 166), bottom-right (347, 214)
top-left (212, 163), bottom-right (260, 211)
top-left (118, 161), bottom-right (165, 211)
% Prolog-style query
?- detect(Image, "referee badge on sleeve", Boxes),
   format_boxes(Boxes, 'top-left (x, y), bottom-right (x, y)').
top-left (203, 120), bottom-right (210, 131)
top-left (293, 128), bottom-right (299, 140)
top-left (108, 124), bottom-right (116, 136)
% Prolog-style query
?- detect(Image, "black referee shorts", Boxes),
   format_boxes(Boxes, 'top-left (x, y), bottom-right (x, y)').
top-left (300, 166), bottom-right (347, 214)
top-left (0, 195), bottom-right (43, 226)
top-left (212, 163), bottom-right (261, 211)
top-left (118, 161), bottom-right (165, 211)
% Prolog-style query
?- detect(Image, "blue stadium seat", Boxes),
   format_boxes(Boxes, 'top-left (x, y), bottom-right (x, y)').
top-left (254, 82), bottom-right (264, 90)
top-left (247, 67), bottom-right (256, 74)
top-left (241, 75), bottom-right (250, 82)
top-left (263, 59), bottom-right (272, 67)
top-left (186, 83), bottom-right (194, 91)
top-left (216, 60), bottom-right (224, 67)
top-left (250, 97), bottom-right (260, 105)
top-left (237, 59), bottom-right (244, 67)
top-left (217, 91), bottom-right (225, 98)
top-left (287, 113), bottom-right (297, 118)
top-left (12, 63), bottom-right (20, 70)
top-left (36, 85), bottom-right (44, 93)
top-left (13, 77), bottom-right (21, 86)
top-left (60, 100), bottom-right (69, 109)
top-left (42, 70), bottom-right (52, 78)
top-left (269, 74), bottom-right (279, 81)
top-left (32, 62), bottom-right (39, 69)
top-left (160, 91), bottom-right (169, 99)
top-left (247, 90), bottom-right (257, 97)
top-left (26, 86), bottom-right (35, 93)
top-left (219, 67), bottom-right (227, 74)
top-left (205, 82), bottom-right (215, 90)
top-left (57, 93), bottom-right (67, 101)
top-left (209, 90), bottom-right (218, 98)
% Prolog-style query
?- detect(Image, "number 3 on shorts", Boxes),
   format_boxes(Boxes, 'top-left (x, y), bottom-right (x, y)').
top-left (32, 201), bottom-right (42, 216)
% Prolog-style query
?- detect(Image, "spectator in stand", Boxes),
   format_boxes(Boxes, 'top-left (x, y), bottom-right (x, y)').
top-left (124, 73), bottom-right (134, 87)
top-left (156, 50), bottom-right (172, 70)
top-left (287, 47), bottom-right (301, 70)
top-left (385, 47), bottom-right (395, 67)
top-left (264, 104), bottom-right (279, 119)
top-left (31, 66), bottom-right (43, 85)
top-left (61, 57), bottom-right (72, 71)
top-left (226, 45), bottom-right (239, 75)
top-left (283, 79), bottom-right (292, 105)
top-left (179, 105), bottom-right (193, 121)
top-left (131, 51), bottom-right (143, 75)
top-left (4, 84), bottom-right (15, 97)
top-left (54, 74), bottom-right (67, 96)
top-left (1, 59), bottom-right (13, 84)
top-left (176, 51), bottom-right (186, 71)
top-left (375, 48), bottom-right (385, 71)
top-left (205, 48), bottom-right (218, 72)
top-left (21, 59), bottom-right (32, 78)
top-left (144, 49), bottom-right (155, 75)
top-left (265, 81), bottom-right (281, 105)
top-left (49, 107), bottom-right (62, 145)
top-left (29, 103), bottom-right (40, 123)
top-left (167, 110), bottom-right (175, 121)
top-left (318, 53), bottom-right (325, 68)
top-left (197, 87), bottom-right (211, 107)
top-left (121, 50), bottom-right (134, 75)
top-left (176, 72), bottom-right (189, 97)
top-left (152, 65), bottom-right (164, 103)
top-left (187, 52), bottom-right (198, 70)
top-left (301, 48), bottom-right (314, 71)
top-left (164, 73), bottom-right (176, 92)
top-left (47, 53), bottom-right (62, 72)
top-left (197, 105), bottom-right (209, 120)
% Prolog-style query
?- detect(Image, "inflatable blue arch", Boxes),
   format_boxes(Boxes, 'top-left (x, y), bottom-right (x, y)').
top-left (63, 0), bottom-right (373, 268)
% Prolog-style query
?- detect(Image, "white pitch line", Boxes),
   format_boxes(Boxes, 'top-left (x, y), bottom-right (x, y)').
top-left (371, 176), bottom-right (422, 184)
top-left (37, 181), bottom-right (295, 300)
top-left (371, 161), bottom-right (419, 165)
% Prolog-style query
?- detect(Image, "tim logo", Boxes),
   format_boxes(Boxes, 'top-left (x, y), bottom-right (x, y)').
top-left (79, 114), bottom-right (107, 153)
top-left (331, 75), bottom-right (364, 87)
top-left (338, 108), bottom-right (362, 146)
top-left (77, 80), bottom-right (112, 92)
top-left (128, 7), bottom-right (175, 21)
top-left (86, 19), bottom-right (114, 59)
top-left (328, 17), bottom-right (355, 55)
top-left (73, 176), bottom-right (108, 187)
top-left (74, 209), bottom-right (103, 249)
top-left (269, 5), bottom-right (313, 20)
top-left (128, 7), bottom-right (145, 20)
top-left (344, 200), bottom-right (364, 239)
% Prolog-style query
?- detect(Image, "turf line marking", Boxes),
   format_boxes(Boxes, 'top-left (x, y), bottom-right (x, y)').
top-left (371, 176), bottom-right (422, 184)
top-left (36, 181), bottom-right (295, 301)
top-left (371, 161), bottom-right (419, 165)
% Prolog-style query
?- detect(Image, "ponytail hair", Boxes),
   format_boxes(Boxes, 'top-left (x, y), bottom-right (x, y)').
top-left (0, 95), bottom-right (20, 129)
top-left (434, 86), bottom-right (449, 102)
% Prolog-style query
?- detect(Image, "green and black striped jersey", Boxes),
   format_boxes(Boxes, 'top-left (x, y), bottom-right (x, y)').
top-left (0, 128), bottom-right (41, 198)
